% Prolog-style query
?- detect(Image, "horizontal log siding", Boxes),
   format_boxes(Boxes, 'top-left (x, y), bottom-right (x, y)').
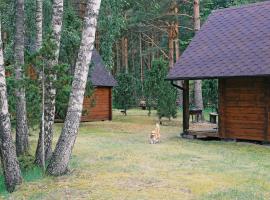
top-left (81, 87), bottom-right (112, 122)
top-left (219, 78), bottom-right (270, 141)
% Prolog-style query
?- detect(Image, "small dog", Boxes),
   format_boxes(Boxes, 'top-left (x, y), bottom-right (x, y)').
top-left (149, 123), bottom-right (161, 144)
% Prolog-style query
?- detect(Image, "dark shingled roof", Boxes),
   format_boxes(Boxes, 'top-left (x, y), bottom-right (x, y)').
top-left (167, 1), bottom-right (270, 80)
top-left (88, 49), bottom-right (117, 87)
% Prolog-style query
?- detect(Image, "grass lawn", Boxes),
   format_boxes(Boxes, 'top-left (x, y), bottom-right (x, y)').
top-left (1, 109), bottom-right (270, 199)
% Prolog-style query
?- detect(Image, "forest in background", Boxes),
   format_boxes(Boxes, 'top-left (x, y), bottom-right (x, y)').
top-left (1, 0), bottom-right (265, 120)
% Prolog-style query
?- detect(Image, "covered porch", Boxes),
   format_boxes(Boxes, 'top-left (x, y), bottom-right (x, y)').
top-left (172, 81), bottom-right (219, 139)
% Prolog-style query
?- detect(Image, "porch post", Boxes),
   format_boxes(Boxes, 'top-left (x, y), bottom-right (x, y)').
top-left (183, 80), bottom-right (189, 134)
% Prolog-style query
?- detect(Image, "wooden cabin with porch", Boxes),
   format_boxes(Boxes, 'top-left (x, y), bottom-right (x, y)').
top-left (167, 2), bottom-right (270, 142)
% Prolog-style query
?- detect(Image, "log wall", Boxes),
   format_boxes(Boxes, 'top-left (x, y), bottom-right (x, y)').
top-left (219, 78), bottom-right (270, 141)
top-left (81, 87), bottom-right (112, 122)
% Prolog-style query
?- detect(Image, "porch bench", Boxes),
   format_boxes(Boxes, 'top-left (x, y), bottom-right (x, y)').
top-left (209, 112), bottom-right (218, 124)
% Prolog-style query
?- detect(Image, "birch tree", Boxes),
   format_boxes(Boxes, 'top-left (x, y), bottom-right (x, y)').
top-left (34, 0), bottom-right (45, 168)
top-left (35, 0), bottom-right (64, 163)
top-left (35, 0), bottom-right (43, 50)
top-left (14, 0), bottom-right (29, 156)
top-left (0, 22), bottom-right (22, 193)
top-left (193, 0), bottom-right (204, 110)
top-left (46, 0), bottom-right (101, 176)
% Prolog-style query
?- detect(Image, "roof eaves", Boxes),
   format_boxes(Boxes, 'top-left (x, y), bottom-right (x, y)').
top-left (166, 74), bottom-right (270, 81)
top-left (212, 1), bottom-right (269, 13)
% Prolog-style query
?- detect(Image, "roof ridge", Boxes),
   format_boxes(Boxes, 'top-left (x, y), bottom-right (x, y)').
top-left (212, 1), bottom-right (270, 13)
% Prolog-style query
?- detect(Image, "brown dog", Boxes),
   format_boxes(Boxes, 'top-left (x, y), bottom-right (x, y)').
top-left (149, 123), bottom-right (160, 144)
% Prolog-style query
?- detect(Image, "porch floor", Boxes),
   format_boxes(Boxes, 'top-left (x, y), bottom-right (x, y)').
top-left (187, 122), bottom-right (219, 138)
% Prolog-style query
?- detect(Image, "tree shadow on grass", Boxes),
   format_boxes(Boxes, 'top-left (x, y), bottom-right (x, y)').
top-left (0, 157), bottom-right (44, 196)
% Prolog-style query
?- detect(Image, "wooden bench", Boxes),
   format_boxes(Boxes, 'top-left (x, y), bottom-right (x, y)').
top-left (189, 109), bottom-right (202, 122)
top-left (209, 112), bottom-right (218, 124)
top-left (139, 100), bottom-right (146, 110)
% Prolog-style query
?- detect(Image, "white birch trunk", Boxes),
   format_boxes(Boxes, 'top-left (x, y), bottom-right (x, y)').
top-left (14, 0), bottom-right (29, 156)
top-left (193, 0), bottom-right (204, 110)
top-left (34, 0), bottom-right (46, 169)
top-left (35, 0), bottom-right (43, 51)
top-left (46, 0), bottom-right (101, 176)
top-left (0, 22), bottom-right (22, 193)
top-left (38, 0), bottom-right (64, 163)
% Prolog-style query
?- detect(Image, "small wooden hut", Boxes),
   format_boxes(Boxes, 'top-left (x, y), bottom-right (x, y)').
top-left (81, 49), bottom-right (117, 122)
top-left (167, 2), bottom-right (270, 141)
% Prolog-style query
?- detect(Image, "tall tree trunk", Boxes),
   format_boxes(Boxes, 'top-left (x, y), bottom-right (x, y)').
top-left (139, 33), bottom-right (143, 84)
top-left (35, 0), bottom-right (43, 50)
top-left (173, 1), bottom-right (183, 106)
top-left (46, 0), bottom-right (101, 176)
top-left (0, 22), bottom-right (22, 193)
top-left (34, 0), bottom-right (46, 169)
top-left (14, 0), bottom-right (29, 156)
top-left (2, 32), bottom-right (7, 50)
top-left (173, 1), bottom-right (180, 61)
top-left (95, 30), bottom-right (100, 51)
top-left (36, 0), bottom-right (64, 163)
top-left (168, 1), bottom-right (178, 68)
top-left (193, 0), bottom-right (204, 110)
top-left (116, 41), bottom-right (120, 74)
top-left (121, 36), bottom-right (128, 73)
top-left (151, 32), bottom-right (155, 62)
top-left (168, 24), bottom-right (174, 68)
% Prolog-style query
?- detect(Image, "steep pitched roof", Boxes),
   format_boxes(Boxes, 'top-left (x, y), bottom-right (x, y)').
top-left (167, 1), bottom-right (270, 80)
top-left (88, 49), bottom-right (117, 87)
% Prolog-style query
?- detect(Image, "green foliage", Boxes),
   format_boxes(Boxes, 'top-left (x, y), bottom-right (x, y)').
top-left (157, 82), bottom-right (178, 121)
top-left (0, 0), bottom-right (15, 64)
top-left (5, 62), bottom-right (41, 128)
top-left (202, 79), bottom-right (218, 110)
top-left (54, 64), bottom-right (73, 120)
top-left (144, 59), bottom-right (177, 120)
top-left (55, 66), bottom-right (94, 120)
top-left (18, 154), bottom-right (36, 171)
top-left (59, 1), bottom-right (82, 67)
top-left (113, 73), bottom-right (136, 112)
top-left (99, 0), bottom-right (127, 68)
top-left (5, 32), bottom-right (74, 126)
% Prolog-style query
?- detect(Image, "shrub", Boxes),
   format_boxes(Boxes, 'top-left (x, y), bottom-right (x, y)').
top-left (113, 73), bottom-right (136, 114)
top-left (144, 58), bottom-right (178, 120)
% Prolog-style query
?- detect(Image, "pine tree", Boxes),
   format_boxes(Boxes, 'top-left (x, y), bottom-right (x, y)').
top-left (193, 0), bottom-right (204, 111)
top-left (113, 73), bottom-right (136, 114)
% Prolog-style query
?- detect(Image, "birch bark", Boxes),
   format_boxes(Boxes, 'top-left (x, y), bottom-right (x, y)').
top-left (35, 0), bottom-right (43, 50)
top-left (14, 0), bottom-right (29, 156)
top-left (36, 0), bottom-right (64, 163)
top-left (34, 0), bottom-right (46, 169)
top-left (46, 0), bottom-right (101, 176)
top-left (0, 22), bottom-right (22, 193)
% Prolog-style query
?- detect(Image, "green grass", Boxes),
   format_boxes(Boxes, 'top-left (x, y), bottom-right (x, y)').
top-left (1, 109), bottom-right (270, 199)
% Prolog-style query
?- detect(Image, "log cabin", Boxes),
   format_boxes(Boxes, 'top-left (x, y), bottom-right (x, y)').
top-left (167, 2), bottom-right (270, 141)
top-left (81, 49), bottom-right (117, 122)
